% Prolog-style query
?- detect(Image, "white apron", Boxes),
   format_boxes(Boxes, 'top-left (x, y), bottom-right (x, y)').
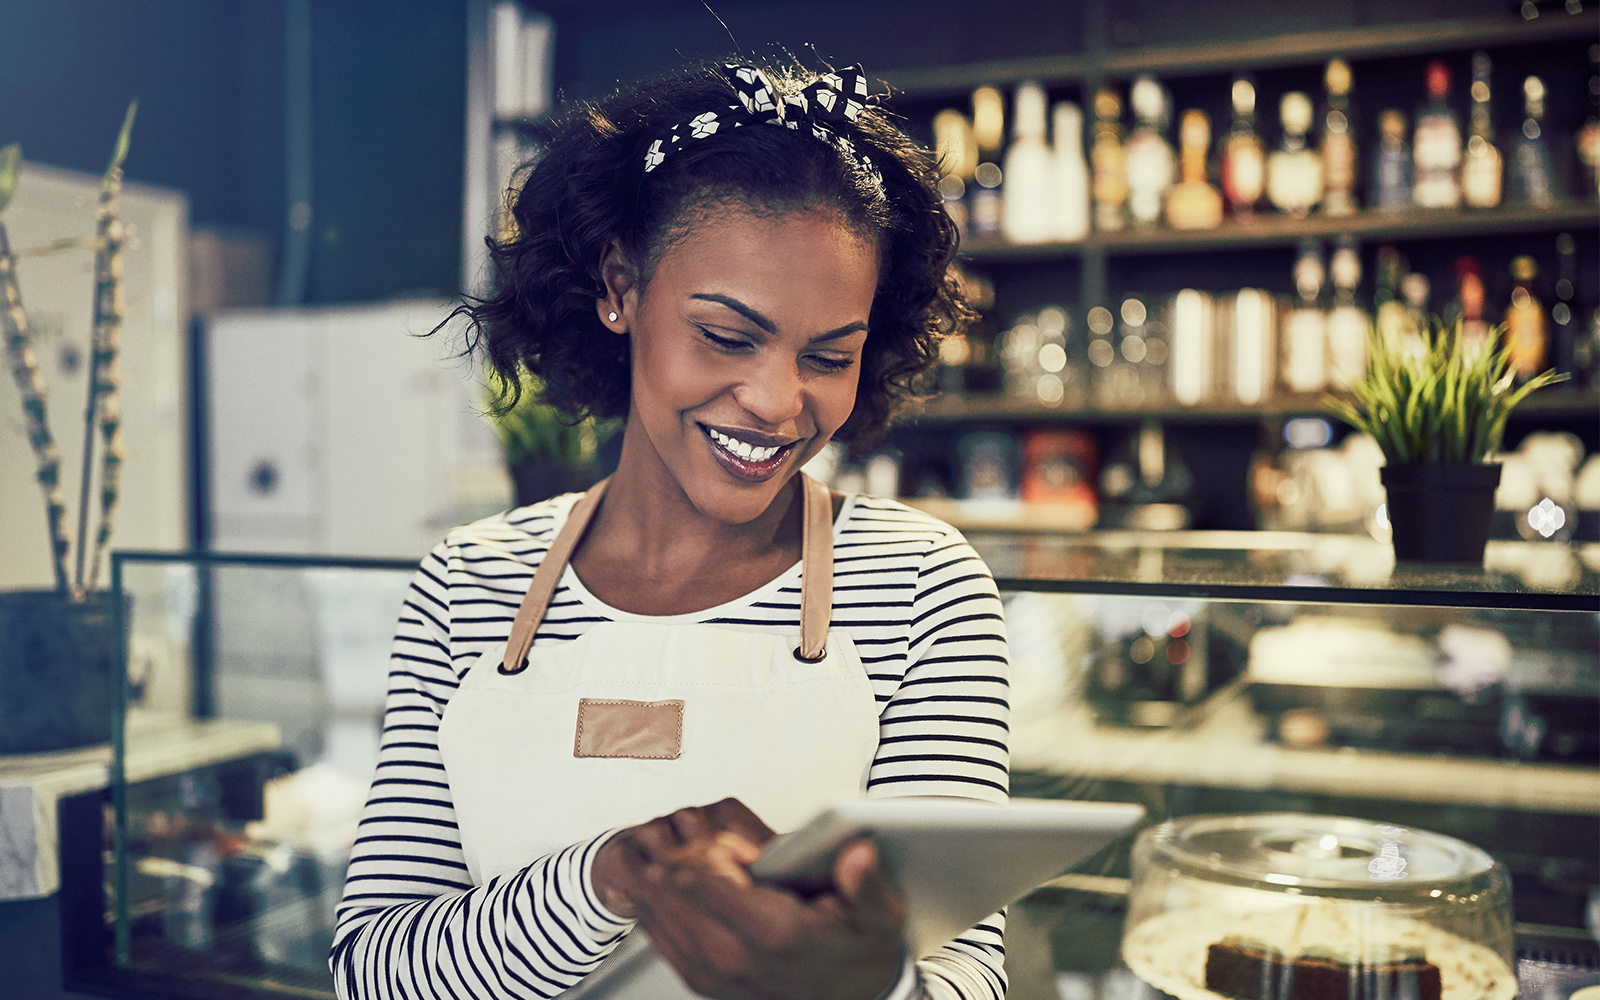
top-left (437, 474), bottom-right (881, 998)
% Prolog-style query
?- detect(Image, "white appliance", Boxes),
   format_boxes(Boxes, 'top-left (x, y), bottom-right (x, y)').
top-left (205, 300), bottom-right (510, 558)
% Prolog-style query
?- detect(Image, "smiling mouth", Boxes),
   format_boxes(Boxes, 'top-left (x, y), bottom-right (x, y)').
top-left (700, 425), bottom-right (799, 481)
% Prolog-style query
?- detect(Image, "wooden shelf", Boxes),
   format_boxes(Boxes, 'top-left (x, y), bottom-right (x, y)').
top-left (879, 11), bottom-right (1597, 97)
top-left (904, 388), bottom-right (1600, 426)
top-left (958, 202), bottom-right (1600, 263)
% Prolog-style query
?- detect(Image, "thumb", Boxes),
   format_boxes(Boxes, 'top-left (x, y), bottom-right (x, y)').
top-left (833, 838), bottom-right (901, 923)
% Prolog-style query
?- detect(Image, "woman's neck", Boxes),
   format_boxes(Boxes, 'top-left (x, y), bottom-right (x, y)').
top-left (567, 433), bottom-right (803, 615)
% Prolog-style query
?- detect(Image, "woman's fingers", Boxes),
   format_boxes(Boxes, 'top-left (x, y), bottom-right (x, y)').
top-left (831, 838), bottom-right (907, 929)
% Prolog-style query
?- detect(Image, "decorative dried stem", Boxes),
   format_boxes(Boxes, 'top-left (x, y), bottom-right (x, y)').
top-left (76, 100), bottom-right (136, 593)
top-left (0, 221), bottom-right (73, 592)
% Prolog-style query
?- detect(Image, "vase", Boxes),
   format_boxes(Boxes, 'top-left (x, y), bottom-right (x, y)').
top-left (1379, 463), bottom-right (1503, 564)
top-left (0, 590), bottom-right (116, 754)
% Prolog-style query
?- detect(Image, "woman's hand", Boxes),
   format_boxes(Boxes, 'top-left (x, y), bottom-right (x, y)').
top-left (592, 798), bottom-right (908, 1000)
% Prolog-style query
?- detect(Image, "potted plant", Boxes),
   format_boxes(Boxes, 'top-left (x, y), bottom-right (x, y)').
top-left (1326, 319), bottom-right (1564, 564)
top-left (0, 103), bottom-right (138, 753)
top-left (487, 369), bottom-right (618, 507)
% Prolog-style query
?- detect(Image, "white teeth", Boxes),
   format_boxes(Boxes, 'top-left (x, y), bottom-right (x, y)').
top-left (708, 428), bottom-right (781, 463)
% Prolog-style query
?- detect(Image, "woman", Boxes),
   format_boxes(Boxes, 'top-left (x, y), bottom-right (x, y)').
top-left (332, 60), bottom-right (1010, 1000)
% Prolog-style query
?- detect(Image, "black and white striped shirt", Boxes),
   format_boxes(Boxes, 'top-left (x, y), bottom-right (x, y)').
top-left (332, 493), bottom-right (1011, 1000)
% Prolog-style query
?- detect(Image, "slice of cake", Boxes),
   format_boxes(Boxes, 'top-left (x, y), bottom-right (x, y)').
top-left (1205, 935), bottom-right (1443, 1000)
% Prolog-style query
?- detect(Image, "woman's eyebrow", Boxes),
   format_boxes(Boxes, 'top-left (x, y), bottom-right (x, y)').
top-left (690, 292), bottom-right (868, 342)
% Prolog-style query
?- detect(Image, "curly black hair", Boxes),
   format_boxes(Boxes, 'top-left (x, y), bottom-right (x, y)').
top-left (459, 59), bottom-right (972, 452)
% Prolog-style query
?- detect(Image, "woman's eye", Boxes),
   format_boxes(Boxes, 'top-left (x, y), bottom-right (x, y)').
top-left (809, 354), bottom-right (855, 373)
top-left (698, 327), bottom-right (750, 351)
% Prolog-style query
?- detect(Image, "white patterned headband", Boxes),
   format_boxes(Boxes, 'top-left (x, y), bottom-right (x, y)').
top-left (642, 63), bottom-right (885, 195)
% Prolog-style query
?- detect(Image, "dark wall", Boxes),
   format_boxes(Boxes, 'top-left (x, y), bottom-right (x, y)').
top-left (0, 0), bottom-right (466, 304)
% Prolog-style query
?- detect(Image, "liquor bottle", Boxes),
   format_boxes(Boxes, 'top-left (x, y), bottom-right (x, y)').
top-left (1373, 246), bottom-right (1412, 352)
top-left (1321, 59), bottom-right (1358, 215)
top-left (1504, 255), bottom-right (1549, 377)
top-left (1170, 288), bottom-right (1217, 405)
top-left (1050, 102), bottom-right (1091, 241)
top-left (1267, 92), bottom-right (1323, 218)
top-left (1091, 87), bottom-right (1130, 232)
top-left (1372, 110), bottom-right (1414, 209)
top-left (1166, 109), bottom-right (1223, 229)
top-left (1326, 237), bottom-right (1370, 388)
top-left (1401, 272), bottom-right (1431, 346)
top-left (1230, 288), bottom-right (1277, 405)
top-left (970, 86), bottom-right (1006, 237)
top-left (1447, 256), bottom-right (1493, 352)
top-left (1002, 82), bottom-right (1054, 244)
top-left (1461, 51), bottom-right (1503, 209)
top-left (1412, 60), bottom-right (1463, 208)
top-left (1222, 77), bottom-right (1267, 217)
top-left (1553, 232), bottom-right (1580, 376)
top-left (1579, 47), bottom-right (1600, 201)
top-left (1125, 75), bottom-right (1176, 226)
top-left (1509, 76), bottom-right (1556, 207)
top-left (933, 109), bottom-right (978, 237)
top-left (1282, 240), bottom-right (1329, 394)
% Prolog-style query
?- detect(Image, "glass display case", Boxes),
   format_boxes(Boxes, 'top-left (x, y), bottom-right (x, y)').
top-left (70, 539), bottom-right (1598, 1000)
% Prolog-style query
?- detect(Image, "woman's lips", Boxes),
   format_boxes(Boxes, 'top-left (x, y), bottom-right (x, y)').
top-left (700, 424), bottom-right (798, 482)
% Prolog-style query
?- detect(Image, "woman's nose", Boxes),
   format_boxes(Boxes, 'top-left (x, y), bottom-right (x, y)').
top-left (732, 354), bottom-right (805, 426)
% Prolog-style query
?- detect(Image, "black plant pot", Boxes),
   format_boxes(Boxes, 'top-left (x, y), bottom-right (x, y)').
top-left (0, 590), bottom-right (116, 754)
top-left (1380, 463), bottom-right (1503, 564)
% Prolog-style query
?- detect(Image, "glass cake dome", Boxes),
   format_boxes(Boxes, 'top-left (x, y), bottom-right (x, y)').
top-left (1122, 813), bottom-right (1516, 1000)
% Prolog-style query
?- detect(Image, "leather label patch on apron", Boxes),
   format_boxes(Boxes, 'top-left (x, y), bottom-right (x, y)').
top-left (573, 699), bottom-right (684, 759)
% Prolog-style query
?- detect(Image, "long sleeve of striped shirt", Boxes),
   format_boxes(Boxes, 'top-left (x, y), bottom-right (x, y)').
top-left (330, 495), bottom-right (1010, 1000)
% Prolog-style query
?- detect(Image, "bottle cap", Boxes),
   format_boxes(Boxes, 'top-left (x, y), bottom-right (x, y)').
top-left (1379, 109), bottom-right (1407, 140)
top-left (1013, 82), bottom-right (1048, 140)
top-left (1325, 59), bottom-right (1352, 97)
top-left (933, 109), bottom-right (978, 181)
top-left (1052, 102), bottom-right (1084, 147)
top-left (972, 86), bottom-right (1005, 154)
top-left (1523, 75), bottom-right (1546, 118)
top-left (1511, 255), bottom-right (1537, 280)
top-left (1330, 244), bottom-right (1361, 290)
top-left (1131, 76), bottom-right (1168, 126)
top-left (1280, 92), bottom-right (1313, 135)
top-left (1094, 87), bottom-right (1122, 124)
top-left (1426, 60), bottom-right (1450, 98)
top-left (1180, 109), bottom-right (1211, 151)
top-left (1231, 78), bottom-right (1256, 118)
top-left (1401, 272), bottom-right (1430, 307)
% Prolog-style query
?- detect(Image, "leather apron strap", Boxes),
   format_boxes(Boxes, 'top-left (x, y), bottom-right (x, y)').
top-left (500, 474), bottom-right (834, 674)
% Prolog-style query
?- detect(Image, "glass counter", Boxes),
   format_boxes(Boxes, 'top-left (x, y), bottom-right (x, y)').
top-left (76, 540), bottom-right (1598, 1000)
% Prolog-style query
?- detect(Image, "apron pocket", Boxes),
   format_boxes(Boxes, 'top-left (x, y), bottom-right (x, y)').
top-left (574, 698), bottom-right (685, 759)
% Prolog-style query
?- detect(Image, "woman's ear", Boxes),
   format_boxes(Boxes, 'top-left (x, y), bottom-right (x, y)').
top-left (597, 242), bottom-right (639, 333)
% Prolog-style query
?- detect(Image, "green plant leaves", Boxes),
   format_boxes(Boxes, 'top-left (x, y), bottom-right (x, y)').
top-left (1323, 318), bottom-right (1566, 465)
top-left (485, 368), bottom-right (617, 467)
top-left (0, 144), bottom-right (20, 215)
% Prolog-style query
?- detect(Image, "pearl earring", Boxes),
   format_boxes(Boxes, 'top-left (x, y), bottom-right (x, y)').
top-left (608, 311), bottom-right (619, 322)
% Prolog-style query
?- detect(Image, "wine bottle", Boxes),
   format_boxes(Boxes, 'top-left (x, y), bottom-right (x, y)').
top-left (1170, 288), bottom-right (1216, 405)
top-left (1166, 109), bottom-right (1223, 229)
top-left (1091, 87), bottom-right (1130, 232)
top-left (1413, 59), bottom-right (1463, 209)
top-left (1125, 75), bottom-right (1176, 226)
top-left (1321, 59), bottom-right (1358, 215)
top-left (1509, 76), bottom-right (1557, 207)
top-left (1553, 232), bottom-right (1580, 377)
top-left (1002, 82), bottom-right (1055, 244)
top-left (1373, 246), bottom-right (1411, 352)
top-left (932, 109), bottom-right (978, 237)
top-left (1267, 92), bottom-right (1323, 218)
top-left (1326, 237), bottom-right (1370, 388)
top-left (1282, 240), bottom-right (1329, 393)
top-left (1222, 77), bottom-right (1266, 217)
top-left (1050, 102), bottom-right (1091, 241)
top-left (1372, 110), bottom-right (1414, 210)
top-left (1505, 255), bottom-right (1548, 378)
top-left (1461, 51), bottom-right (1504, 209)
top-left (970, 86), bottom-right (1006, 236)
top-left (1447, 256), bottom-right (1493, 352)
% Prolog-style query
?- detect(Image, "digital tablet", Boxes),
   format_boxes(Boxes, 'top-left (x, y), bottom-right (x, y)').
top-left (563, 797), bottom-right (1146, 998)
top-left (750, 797), bottom-right (1146, 958)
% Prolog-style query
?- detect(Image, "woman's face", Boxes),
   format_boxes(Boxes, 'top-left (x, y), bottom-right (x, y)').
top-left (609, 205), bottom-right (879, 525)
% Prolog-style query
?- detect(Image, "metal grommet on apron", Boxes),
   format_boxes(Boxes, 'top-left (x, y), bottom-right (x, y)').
top-left (436, 473), bottom-right (881, 998)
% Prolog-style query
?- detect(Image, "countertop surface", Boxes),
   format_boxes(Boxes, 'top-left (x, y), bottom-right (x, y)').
top-left (949, 527), bottom-right (1600, 610)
